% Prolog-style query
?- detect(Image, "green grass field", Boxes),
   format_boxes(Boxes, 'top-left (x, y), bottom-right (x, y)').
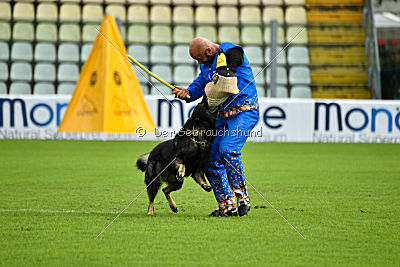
top-left (0, 140), bottom-right (399, 266)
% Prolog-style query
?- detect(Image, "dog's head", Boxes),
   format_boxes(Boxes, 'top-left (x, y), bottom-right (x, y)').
top-left (191, 95), bottom-right (217, 126)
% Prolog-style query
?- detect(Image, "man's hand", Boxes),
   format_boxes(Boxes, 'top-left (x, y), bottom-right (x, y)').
top-left (173, 86), bottom-right (191, 100)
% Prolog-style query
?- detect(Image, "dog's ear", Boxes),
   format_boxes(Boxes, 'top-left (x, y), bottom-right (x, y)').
top-left (200, 95), bottom-right (208, 106)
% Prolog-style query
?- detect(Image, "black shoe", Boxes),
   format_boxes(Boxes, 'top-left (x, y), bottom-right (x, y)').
top-left (238, 196), bottom-right (250, 216)
top-left (208, 209), bottom-right (221, 217)
top-left (221, 207), bottom-right (238, 217)
top-left (208, 207), bottom-right (238, 217)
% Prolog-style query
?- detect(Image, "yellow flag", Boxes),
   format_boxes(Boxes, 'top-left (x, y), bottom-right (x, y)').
top-left (58, 15), bottom-right (156, 133)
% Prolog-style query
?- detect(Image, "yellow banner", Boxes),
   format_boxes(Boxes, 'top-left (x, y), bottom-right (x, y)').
top-left (58, 15), bottom-right (156, 133)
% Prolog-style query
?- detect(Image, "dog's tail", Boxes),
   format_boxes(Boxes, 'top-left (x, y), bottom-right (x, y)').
top-left (136, 153), bottom-right (150, 172)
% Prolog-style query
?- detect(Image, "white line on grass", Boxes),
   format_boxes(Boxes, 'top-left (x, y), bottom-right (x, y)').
top-left (95, 157), bottom-right (177, 239)
top-left (222, 157), bottom-right (306, 240)
top-left (0, 208), bottom-right (138, 215)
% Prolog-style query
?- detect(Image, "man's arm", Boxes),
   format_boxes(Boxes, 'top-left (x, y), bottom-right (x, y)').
top-left (174, 66), bottom-right (209, 102)
top-left (216, 47), bottom-right (244, 77)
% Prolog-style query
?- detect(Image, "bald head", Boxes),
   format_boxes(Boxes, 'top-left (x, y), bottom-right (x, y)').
top-left (189, 37), bottom-right (219, 66)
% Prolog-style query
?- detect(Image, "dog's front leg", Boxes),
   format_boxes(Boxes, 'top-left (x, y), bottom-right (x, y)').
top-left (175, 157), bottom-right (185, 182)
top-left (193, 170), bottom-right (212, 192)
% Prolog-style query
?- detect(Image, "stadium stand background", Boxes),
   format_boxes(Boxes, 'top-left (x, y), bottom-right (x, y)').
top-left (374, 0), bottom-right (400, 99)
top-left (0, 0), bottom-right (390, 99)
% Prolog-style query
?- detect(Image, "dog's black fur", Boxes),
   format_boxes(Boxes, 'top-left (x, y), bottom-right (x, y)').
top-left (136, 96), bottom-right (217, 215)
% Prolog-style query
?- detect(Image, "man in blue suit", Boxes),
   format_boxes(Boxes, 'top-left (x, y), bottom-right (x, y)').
top-left (174, 37), bottom-right (259, 217)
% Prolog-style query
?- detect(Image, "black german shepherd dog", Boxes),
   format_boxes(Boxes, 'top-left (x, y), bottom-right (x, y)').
top-left (136, 96), bottom-right (217, 215)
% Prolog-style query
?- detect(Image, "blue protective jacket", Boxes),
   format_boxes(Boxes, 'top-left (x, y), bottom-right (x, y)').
top-left (186, 42), bottom-right (259, 115)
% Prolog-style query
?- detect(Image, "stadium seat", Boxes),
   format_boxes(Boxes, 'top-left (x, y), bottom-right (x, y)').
top-left (58, 43), bottom-right (80, 62)
top-left (34, 43), bottom-right (56, 62)
top-left (240, 7), bottom-right (261, 25)
top-left (262, 0), bottom-right (283, 4)
top-left (11, 42), bottom-right (33, 61)
top-left (150, 64), bottom-right (172, 95)
top-left (218, 6), bottom-right (239, 25)
top-left (289, 66), bottom-right (311, 85)
top-left (267, 86), bottom-right (288, 98)
top-left (0, 2), bottom-right (11, 21)
top-left (13, 23), bottom-right (34, 41)
top-left (37, 3), bottom-right (58, 22)
top-left (59, 24), bottom-right (81, 42)
top-left (243, 46), bottom-right (263, 65)
top-left (81, 44), bottom-right (93, 62)
top-left (174, 65), bottom-right (195, 84)
top-left (57, 83), bottom-right (76, 95)
top-left (13, 3), bottom-right (34, 21)
top-left (257, 87), bottom-right (265, 97)
top-left (150, 0), bottom-right (171, 3)
top-left (194, 0), bottom-right (216, 5)
top-left (286, 26), bottom-right (308, 44)
top-left (0, 62), bottom-right (8, 81)
top-left (263, 7), bottom-right (284, 24)
top-left (34, 63), bottom-right (56, 82)
top-left (127, 5), bottom-right (148, 24)
top-left (219, 26), bottom-right (240, 43)
top-left (10, 62), bottom-right (32, 81)
top-left (105, 5), bottom-right (126, 21)
top-left (241, 26), bottom-right (263, 45)
top-left (0, 82), bottom-right (6, 94)
top-left (133, 66), bottom-right (150, 83)
top-left (284, 0), bottom-right (305, 4)
top-left (290, 85), bottom-right (311, 98)
top-left (0, 23), bottom-right (11, 41)
top-left (150, 45), bottom-right (171, 64)
top-left (82, 24), bottom-right (98, 43)
top-left (265, 46), bottom-right (286, 65)
top-left (0, 42), bottom-right (9, 61)
top-left (9, 82), bottom-right (31, 95)
top-left (60, 4), bottom-right (81, 22)
top-left (285, 7), bottom-right (307, 25)
top-left (150, 25), bottom-right (172, 44)
top-left (240, 0), bottom-right (260, 5)
top-left (195, 6), bottom-right (216, 25)
top-left (173, 6), bottom-right (194, 25)
top-left (105, 0), bottom-right (126, 3)
top-left (117, 25), bottom-right (126, 42)
top-left (36, 23), bottom-right (57, 42)
top-left (252, 66), bottom-right (265, 87)
top-left (33, 83), bottom-right (55, 95)
top-left (196, 26), bottom-right (217, 42)
top-left (82, 4), bottom-right (103, 23)
top-left (266, 66), bottom-right (287, 85)
top-left (128, 45), bottom-right (148, 64)
top-left (139, 83), bottom-right (150, 95)
top-left (173, 45), bottom-right (193, 64)
top-left (58, 63), bottom-right (80, 82)
top-left (150, 5), bottom-right (171, 24)
top-left (218, 0), bottom-right (238, 5)
top-left (82, 0), bottom-right (103, 3)
top-left (264, 27), bottom-right (285, 45)
top-left (173, 0), bottom-right (193, 4)
top-left (173, 26), bottom-right (194, 44)
top-left (287, 46), bottom-right (309, 65)
top-left (128, 25), bottom-right (149, 44)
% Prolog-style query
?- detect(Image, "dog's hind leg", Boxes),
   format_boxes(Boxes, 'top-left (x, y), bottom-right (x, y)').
top-left (193, 170), bottom-right (212, 192)
top-left (175, 157), bottom-right (185, 182)
top-left (145, 162), bottom-right (161, 216)
top-left (162, 181), bottom-right (183, 213)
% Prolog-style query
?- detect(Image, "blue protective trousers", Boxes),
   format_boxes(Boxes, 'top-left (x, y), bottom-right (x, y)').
top-left (205, 108), bottom-right (259, 210)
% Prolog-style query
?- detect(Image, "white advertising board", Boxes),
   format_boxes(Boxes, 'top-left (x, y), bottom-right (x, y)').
top-left (0, 95), bottom-right (400, 143)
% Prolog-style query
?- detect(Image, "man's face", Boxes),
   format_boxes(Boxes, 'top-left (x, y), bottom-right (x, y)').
top-left (191, 47), bottom-right (215, 66)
